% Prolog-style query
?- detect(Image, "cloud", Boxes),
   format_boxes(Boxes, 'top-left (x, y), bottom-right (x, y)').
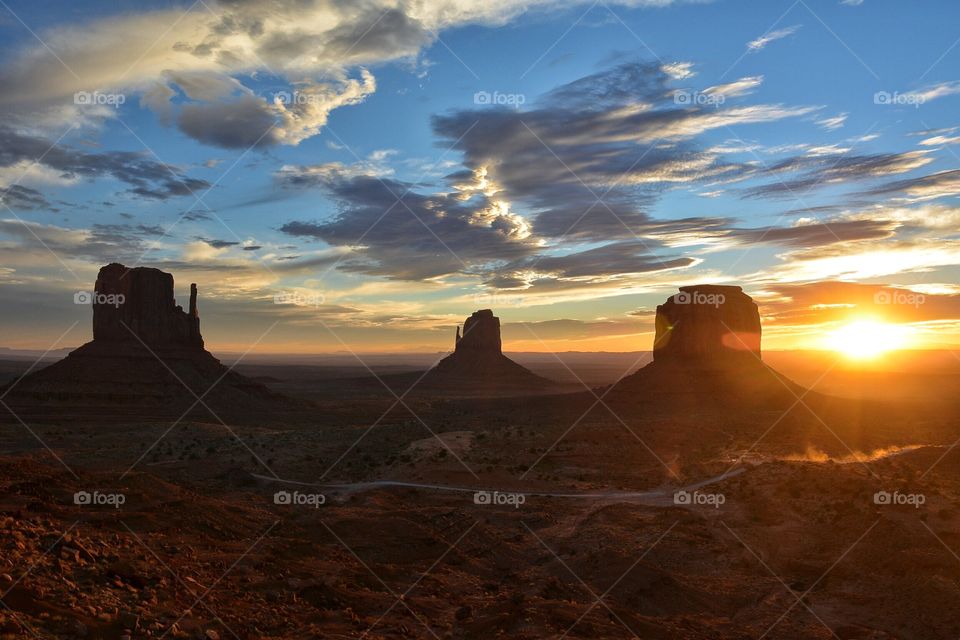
top-left (501, 315), bottom-right (654, 344)
top-left (177, 96), bottom-right (282, 150)
top-left (919, 134), bottom-right (960, 146)
top-left (741, 150), bottom-right (933, 199)
top-left (750, 236), bottom-right (960, 284)
top-left (861, 169), bottom-right (960, 202)
top-left (197, 237), bottom-right (241, 249)
top-left (0, 0), bottom-right (693, 147)
top-left (762, 281), bottom-right (960, 327)
top-left (747, 25), bottom-right (801, 52)
top-left (279, 171), bottom-right (538, 280)
top-left (0, 127), bottom-right (209, 201)
top-left (505, 240), bottom-right (696, 279)
top-left (721, 219), bottom-right (897, 248)
top-left (905, 81), bottom-right (960, 104)
top-left (661, 61), bottom-right (695, 80)
top-left (816, 113), bottom-right (847, 131)
top-left (433, 62), bottom-right (810, 243)
top-left (746, 203), bottom-right (960, 282)
top-left (703, 75), bottom-right (764, 98)
top-left (272, 60), bottom-right (866, 291)
top-left (176, 72), bottom-right (377, 149)
top-left (0, 185), bottom-right (50, 211)
top-left (0, 219), bottom-right (155, 263)
top-left (266, 60), bottom-right (954, 305)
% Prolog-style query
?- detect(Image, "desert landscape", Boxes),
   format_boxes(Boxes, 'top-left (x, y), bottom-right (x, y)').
top-left (2, 1), bottom-right (959, 638)
top-left (1, 265), bottom-right (959, 639)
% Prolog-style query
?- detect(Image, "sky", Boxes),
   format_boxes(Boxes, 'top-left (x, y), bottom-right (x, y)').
top-left (1, 0), bottom-right (959, 355)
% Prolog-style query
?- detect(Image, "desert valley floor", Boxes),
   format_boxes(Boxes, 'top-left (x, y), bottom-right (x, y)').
top-left (2, 349), bottom-right (960, 640)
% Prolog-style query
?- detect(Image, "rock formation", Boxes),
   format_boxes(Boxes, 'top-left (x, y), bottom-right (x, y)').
top-left (1, 264), bottom-right (290, 419)
top-left (611, 285), bottom-right (803, 408)
top-left (455, 310), bottom-right (502, 355)
top-left (653, 285), bottom-right (761, 367)
top-left (421, 309), bottom-right (555, 395)
top-left (91, 263), bottom-right (203, 349)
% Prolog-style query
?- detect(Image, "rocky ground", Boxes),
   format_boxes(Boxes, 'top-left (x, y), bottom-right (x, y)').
top-left (2, 376), bottom-right (960, 639)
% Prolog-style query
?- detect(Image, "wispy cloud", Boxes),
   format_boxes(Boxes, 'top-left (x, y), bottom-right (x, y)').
top-left (863, 169), bottom-right (960, 202)
top-left (905, 80), bottom-right (960, 103)
top-left (747, 25), bottom-right (801, 52)
top-left (817, 113), bottom-right (848, 130)
top-left (920, 134), bottom-right (960, 146)
top-left (704, 75), bottom-right (764, 98)
top-left (0, 126), bottom-right (209, 204)
top-left (662, 61), bottom-right (695, 79)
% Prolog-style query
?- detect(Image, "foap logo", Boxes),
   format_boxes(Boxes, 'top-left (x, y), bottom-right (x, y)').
top-left (474, 292), bottom-right (525, 307)
top-left (673, 291), bottom-right (726, 308)
top-left (273, 291), bottom-right (325, 307)
top-left (474, 490), bottom-right (526, 508)
top-left (473, 91), bottom-right (526, 107)
top-left (874, 290), bottom-right (925, 308)
top-left (74, 490), bottom-right (126, 509)
top-left (270, 90), bottom-right (327, 106)
top-left (673, 90), bottom-right (725, 108)
top-left (74, 291), bottom-right (126, 308)
top-left (73, 91), bottom-right (126, 108)
top-left (874, 490), bottom-right (925, 509)
top-left (274, 490), bottom-right (326, 509)
top-left (272, 90), bottom-right (293, 105)
top-left (674, 490), bottom-right (726, 509)
top-left (873, 91), bottom-right (924, 108)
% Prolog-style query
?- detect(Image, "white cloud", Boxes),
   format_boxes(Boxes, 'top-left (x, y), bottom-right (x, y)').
top-left (0, 0), bottom-right (697, 146)
top-left (920, 134), bottom-right (960, 146)
top-left (905, 81), bottom-right (960, 104)
top-left (703, 75), bottom-right (764, 98)
top-left (816, 112), bottom-right (848, 131)
top-left (747, 25), bottom-right (801, 51)
top-left (662, 61), bottom-right (695, 80)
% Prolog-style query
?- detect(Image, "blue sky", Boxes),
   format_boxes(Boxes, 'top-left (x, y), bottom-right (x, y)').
top-left (1, 0), bottom-right (959, 353)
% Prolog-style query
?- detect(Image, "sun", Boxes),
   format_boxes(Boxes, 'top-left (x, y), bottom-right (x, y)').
top-left (823, 319), bottom-right (913, 359)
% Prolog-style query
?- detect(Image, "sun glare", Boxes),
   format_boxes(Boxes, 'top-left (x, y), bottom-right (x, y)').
top-left (823, 320), bottom-right (913, 359)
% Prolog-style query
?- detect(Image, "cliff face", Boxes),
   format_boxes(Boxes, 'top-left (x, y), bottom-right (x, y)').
top-left (653, 285), bottom-right (761, 367)
top-left (424, 309), bottom-right (554, 395)
top-left (611, 284), bottom-right (804, 408)
top-left (1, 263), bottom-right (288, 419)
top-left (92, 263), bottom-right (203, 349)
top-left (455, 309), bottom-right (502, 355)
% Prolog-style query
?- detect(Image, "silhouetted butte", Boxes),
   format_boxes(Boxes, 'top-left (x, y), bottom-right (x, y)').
top-left (1, 263), bottom-right (286, 418)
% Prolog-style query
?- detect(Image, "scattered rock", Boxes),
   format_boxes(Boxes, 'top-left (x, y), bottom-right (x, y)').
top-left (118, 610), bottom-right (140, 631)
